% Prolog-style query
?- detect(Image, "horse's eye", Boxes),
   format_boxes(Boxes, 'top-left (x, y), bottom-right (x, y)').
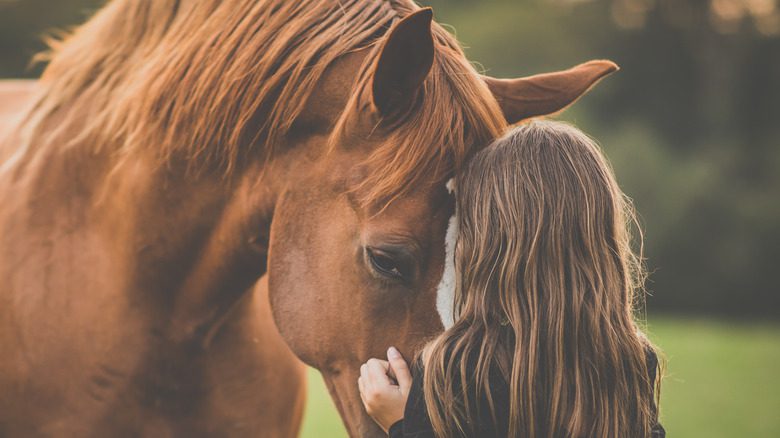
top-left (366, 247), bottom-right (405, 280)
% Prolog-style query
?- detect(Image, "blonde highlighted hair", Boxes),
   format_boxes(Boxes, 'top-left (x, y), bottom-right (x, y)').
top-left (423, 121), bottom-right (662, 437)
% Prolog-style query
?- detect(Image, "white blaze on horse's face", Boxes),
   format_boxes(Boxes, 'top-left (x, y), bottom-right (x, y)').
top-left (435, 179), bottom-right (457, 329)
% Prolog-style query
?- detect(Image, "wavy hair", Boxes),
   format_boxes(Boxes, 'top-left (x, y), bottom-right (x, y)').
top-left (423, 121), bottom-right (662, 437)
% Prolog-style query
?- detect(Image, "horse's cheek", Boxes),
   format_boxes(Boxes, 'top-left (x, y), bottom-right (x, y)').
top-left (266, 187), bottom-right (362, 366)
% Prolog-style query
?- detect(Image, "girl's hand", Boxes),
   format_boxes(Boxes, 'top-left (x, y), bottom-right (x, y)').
top-left (358, 346), bottom-right (413, 433)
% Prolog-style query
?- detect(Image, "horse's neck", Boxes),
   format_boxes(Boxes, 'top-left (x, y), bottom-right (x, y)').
top-left (0, 110), bottom-right (279, 343)
top-left (1, 45), bottom-right (365, 344)
top-left (0, 80), bottom-right (38, 161)
top-left (90, 154), bottom-right (280, 342)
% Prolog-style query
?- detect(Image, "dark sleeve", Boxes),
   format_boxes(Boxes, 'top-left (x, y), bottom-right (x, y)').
top-left (388, 361), bottom-right (436, 438)
top-left (646, 348), bottom-right (666, 437)
top-left (388, 420), bottom-right (404, 438)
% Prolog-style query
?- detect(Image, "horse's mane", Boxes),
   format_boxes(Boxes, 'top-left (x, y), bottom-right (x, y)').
top-left (22, 0), bottom-right (505, 205)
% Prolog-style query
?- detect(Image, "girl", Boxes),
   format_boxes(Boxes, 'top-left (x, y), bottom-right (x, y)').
top-left (358, 121), bottom-right (664, 437)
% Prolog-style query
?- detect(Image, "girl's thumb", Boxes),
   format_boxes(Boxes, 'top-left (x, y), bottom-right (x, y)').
top-left (387, 346), bottom-right (412, 392)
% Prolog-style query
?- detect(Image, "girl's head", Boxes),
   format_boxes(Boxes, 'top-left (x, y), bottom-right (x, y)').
top-left (424, 121), bottom-right (660, 437)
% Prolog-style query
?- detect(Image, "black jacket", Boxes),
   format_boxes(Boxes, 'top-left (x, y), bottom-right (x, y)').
top-left (388, 349), bottom-right (666, 438)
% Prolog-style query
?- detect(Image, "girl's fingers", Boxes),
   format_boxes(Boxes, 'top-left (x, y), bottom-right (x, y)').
top-left (366, 358), bottom-right (392, 385)
top-left (387, 347), bottom-right (412, 392)
top-left (358, 375), bottom-right (368, 406)
top-left (368, 358), bottom-right (389, 369)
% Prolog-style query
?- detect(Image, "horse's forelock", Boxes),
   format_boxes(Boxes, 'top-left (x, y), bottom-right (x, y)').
top-left (333, 27), bottom-right (506, 209)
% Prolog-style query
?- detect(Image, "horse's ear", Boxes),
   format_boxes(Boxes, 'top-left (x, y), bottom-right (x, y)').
top-left (482, 60), bottom-right (619, 124)
top-left (371, 8), bottom-right (435, 116)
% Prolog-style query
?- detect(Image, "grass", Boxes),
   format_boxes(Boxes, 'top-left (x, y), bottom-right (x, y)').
top-left (299, 317), bottom-right (780, 438)
top-left (647, 317), bottom-right (780, 437)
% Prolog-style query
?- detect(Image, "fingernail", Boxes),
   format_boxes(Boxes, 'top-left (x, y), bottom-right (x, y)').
top-left (388, 346), bottom-right (400, 359)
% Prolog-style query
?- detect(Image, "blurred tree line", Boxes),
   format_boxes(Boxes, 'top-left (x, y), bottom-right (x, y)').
top-left (1, 0), bottom-right (778, 318)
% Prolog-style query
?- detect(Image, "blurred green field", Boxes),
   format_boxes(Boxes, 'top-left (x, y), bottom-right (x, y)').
top-left (299, 317), bottom-right (780, 437)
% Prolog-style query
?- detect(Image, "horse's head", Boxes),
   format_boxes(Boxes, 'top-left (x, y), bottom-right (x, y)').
top-left (265, 8), bottom-right (617, 437)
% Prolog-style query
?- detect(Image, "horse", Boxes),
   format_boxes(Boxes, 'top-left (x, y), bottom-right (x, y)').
top-left (0, 81), bottom-right (37, 145)
top-left (0, 1), bottom-right (617, 436)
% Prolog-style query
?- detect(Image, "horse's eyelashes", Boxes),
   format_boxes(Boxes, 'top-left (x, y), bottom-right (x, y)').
top-left (366, 248), bottom-right (401, 278)
top-left (365, 247), bottom-right (412, 282)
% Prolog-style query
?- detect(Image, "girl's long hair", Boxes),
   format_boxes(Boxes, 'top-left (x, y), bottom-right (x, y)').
top-left (423, 121), bottom-right (661, 437)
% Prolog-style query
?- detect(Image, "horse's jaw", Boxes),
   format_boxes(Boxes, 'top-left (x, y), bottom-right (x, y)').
top-left (320, 366), bottom-right (386, 438)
